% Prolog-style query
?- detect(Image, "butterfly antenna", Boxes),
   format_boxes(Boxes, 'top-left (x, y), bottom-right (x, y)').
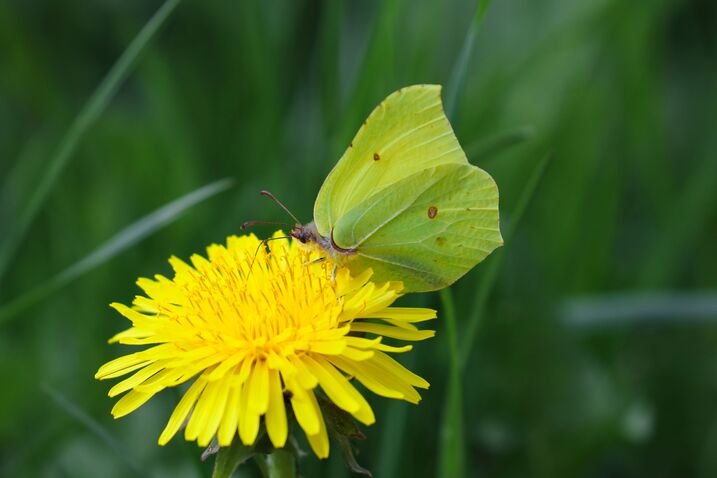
top-left (245, 236), bottom-right (292, 281)
top-left (240, 220), bottom-right (294, 230)
top-left (260, 190), bottom-right (301, 224)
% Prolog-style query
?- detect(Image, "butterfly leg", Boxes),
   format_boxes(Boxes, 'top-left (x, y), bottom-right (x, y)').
top-left (304, 256), bottom-right (327, 266)
top-left (331, 264), bottom-right (337, 281)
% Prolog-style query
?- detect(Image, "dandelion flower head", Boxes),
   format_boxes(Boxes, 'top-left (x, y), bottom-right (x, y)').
top-left (95, 232), bottom-right (435, 457)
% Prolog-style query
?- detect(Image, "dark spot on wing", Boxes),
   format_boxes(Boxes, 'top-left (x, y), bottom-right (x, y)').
top-left (349, 142), bottom-right (353, 148)
top-left (427, 206), bottom-right (438, 219)
top-left (373, 152), bottom-right (380, 161)
top-left (435, 236), bottom-right (446, 246)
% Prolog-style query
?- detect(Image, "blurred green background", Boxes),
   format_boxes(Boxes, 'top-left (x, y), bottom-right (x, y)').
top-left (1, 0), bottom-right (716, 476)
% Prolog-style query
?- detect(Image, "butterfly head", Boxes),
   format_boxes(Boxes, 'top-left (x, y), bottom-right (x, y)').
top-left (290, 224), bottom-right (309, 243)
top-left (291, 222), bottom-right (321, 244)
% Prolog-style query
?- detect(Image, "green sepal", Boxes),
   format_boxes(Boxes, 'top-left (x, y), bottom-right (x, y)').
top-left (211, 440), bottom-right (253, 478)
top-left (317, 395), bottom-right (372, 476)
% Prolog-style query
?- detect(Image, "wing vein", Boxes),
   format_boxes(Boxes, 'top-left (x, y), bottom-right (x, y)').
top-left (381, 116), bottom-right (444, 153)
top-left (348, 171), bottom-right (446, 247)
top-left (357, 252), bottom-right (433, 276)
top-left (394, 131), bottom-right (453, 156)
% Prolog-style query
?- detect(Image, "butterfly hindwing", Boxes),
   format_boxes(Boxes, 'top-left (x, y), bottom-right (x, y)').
top-left (331, 163), bottom-right (503, 292)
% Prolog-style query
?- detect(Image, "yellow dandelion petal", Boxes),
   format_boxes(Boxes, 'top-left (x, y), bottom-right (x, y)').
top-left (301, 356), bottom-right (357, 416)
top-left (238, 375), bottom-right (261, 445)
top-left (308, 338), bottom-right (346, 355)
top-left (158, 378), bottom-right (206, 445)
top-left (95, 353), bottom-right (150, 380)
top-left (370, 351), bottom-right (430, 389)
top-left (302, 390), bottom-right (330, 459)
top-left (206, 351), bottom-right (247, 381)
top-left (135, 367), bottom-right (187, 394)
top-left (364, 307), bottom-right (437, 323)
top-left (289, 356), bottom-right (319, 389)
top-left (344, 336), bottom-right (388, 352)
top-left (329, 355), bottom-right (410, 402)
top-left (266, 351), bottom-right (297, 378)
top-left (198, 375), bottom-right (232, 447)
top-left (108, 327), bottom-right (153, 344)
top-left (95, 232), bottom-right (435, 458)
top-left (185, 378), bottom-right (222, 441)
top-left (111, 389), bottom-right (153, 418)
top-left (108, 359), bottom-right (170, 397)
top-left (235, 356), bottom-right (254, 386)
top-left (247, 359), bottom-right (270, 415)
top-left (286, 378), bottom-right (321, 436)
top-left (341, 347), bottom-right (375, 361)
top-left (217, 384), bottom-right (241, 447)
top-left (265, 368), bottom-right (288, 448)
top-left (349, 322), bottom-right (436, 341)
top-left (380, 319), bottom-right (420, 331)
top-left (336, 268), bottom-right (372, 296)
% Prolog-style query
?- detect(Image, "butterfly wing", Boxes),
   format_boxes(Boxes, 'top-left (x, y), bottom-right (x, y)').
top-left (313, 84), bottom-right (468, 238)
top-left (330, 163), bottom-right (502, 292)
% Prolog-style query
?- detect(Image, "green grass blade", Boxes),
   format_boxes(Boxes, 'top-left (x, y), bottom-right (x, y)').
top-left (41, 383), bottom-right (151, 478)
top-left (444, 0), bottom-right (493, 120)
top-left (562, 292), bottom-right (717, 328)
top-left (438, 3), bottom-right (495, 475)
top-left (437, 288), bottom-right (465, 478)
top-left (319, 0), bottom-right (344, 136)
top-left (444, 151), bottom-right (550, 475)
top-left (338, 0), bottom-right (400, 142)
top-left (375, 296), bottom-right (427, 477)
top-left (472, 0), bottom-right (494, 29)
top-left (444, 24), bottom-right (475, 121)
top-left (0, 178), bottom-right (233, 325)
top-left (638, 143), bottom-right (717, 288)
top-left (375, 356), bottom-right (415, 477)
top-left (459, 152), bottom-right (552, 369)
top-left (466, 125), bottom-right (536, 162)
top-left (0, 0), bottom-right (182, 284)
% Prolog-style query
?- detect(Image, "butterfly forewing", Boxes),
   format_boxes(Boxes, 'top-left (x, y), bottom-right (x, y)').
top-left (313, 84), bottom-right (468, 238)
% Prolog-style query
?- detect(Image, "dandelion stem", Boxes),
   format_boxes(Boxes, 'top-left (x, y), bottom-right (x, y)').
top-left (257, 450), bottom-right (297, 478)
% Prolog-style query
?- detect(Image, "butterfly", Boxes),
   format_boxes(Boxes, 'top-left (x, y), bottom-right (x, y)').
top-left (253, 84), bottom-right (503, 292)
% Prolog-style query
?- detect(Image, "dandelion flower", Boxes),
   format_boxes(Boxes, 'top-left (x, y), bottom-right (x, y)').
top-left (95, 232), bottom-right (435, 458)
